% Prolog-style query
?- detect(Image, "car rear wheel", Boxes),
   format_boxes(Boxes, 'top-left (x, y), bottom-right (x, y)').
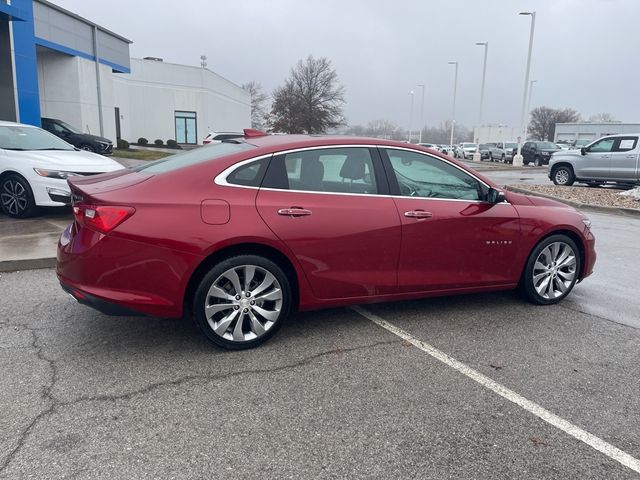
top-left (79, 144), bottom-right (95, 152)
top-left (501, 154), bottom-right (506, 163)
top-left (552, 166), bottom-right (575, 186)
top-left (193, 255), bottom-right (291, 349)
top-left (0, 174), bottom-right (38, 218)
top-left (521, 234), bottom-right (581, 305)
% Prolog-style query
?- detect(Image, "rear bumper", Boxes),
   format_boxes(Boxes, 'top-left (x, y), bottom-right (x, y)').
top-left (57, 224), bottom-right (202, 318)
top-left (60, 280), bottom-right (145, 316)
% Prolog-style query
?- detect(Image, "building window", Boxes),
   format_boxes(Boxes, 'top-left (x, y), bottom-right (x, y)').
top-left (174, 111), bottom-right (197, 144)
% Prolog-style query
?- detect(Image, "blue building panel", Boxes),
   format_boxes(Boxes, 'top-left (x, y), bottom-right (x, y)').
top-left (11, 0), bottom-right (41, 126)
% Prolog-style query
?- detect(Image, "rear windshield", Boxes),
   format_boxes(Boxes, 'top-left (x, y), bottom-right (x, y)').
top-left (134, 142), bottom-right (255, 174)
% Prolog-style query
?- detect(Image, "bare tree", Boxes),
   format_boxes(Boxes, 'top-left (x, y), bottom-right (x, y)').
top-left (242, 81), bottom-right (268, 130)
top-left (588, 112), bottom-right (617, 123)
top-left (269, 56), bottom-right (346, 133)
top-left (528, 107), bottom-right (581, 141)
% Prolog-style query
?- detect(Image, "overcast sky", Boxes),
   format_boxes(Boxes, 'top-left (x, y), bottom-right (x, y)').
top-left (55, 0), bottom-right (640, 131)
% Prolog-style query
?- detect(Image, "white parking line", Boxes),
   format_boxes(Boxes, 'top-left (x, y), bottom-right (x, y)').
top-left (350, 305), bottom-right (640, 475)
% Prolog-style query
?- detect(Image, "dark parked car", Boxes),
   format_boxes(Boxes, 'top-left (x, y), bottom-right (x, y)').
top-left (478, 144), bottom-right (492, 161)
top-left (41, 118), bottom-right (113, 155)
top-left (521, 141), bottom-right (561, 166)
top-left (57, 131), bottom-right (596, 349)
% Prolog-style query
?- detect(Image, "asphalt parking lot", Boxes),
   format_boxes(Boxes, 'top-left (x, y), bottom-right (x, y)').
top-left (1, 213), bottom-right (639, 479)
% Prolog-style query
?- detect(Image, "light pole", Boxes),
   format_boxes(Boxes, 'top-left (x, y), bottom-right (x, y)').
top-left (448, 61), bottom-right (458, 151)
top-left (408, 90), bottom-right (415, 143)
top-left (513, 11), bottom-right (536, 167)
top-left (417, 84), bottom-right (425, 144)
top-left (525, 79), bottom-right (537, 137)
top-left (473, 42), bottom-right (489, 162)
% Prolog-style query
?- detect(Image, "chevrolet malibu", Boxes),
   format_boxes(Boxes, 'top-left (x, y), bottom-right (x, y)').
top-left (57, 131), bottom-right (596, 349)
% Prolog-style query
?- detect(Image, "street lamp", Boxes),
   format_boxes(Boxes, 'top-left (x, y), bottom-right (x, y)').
top-left (417, 84), bottom-right (425, 144)
top-left (408, 90), bottom-right (415, 143)
top-left (473, 42), bottom-right (489, 162)
top-left (448, 61), bottom-right (458, 150)
top-left (513, 11), bottom-right (536, 167)
top-left (524, 79), bottom-right (537, 142)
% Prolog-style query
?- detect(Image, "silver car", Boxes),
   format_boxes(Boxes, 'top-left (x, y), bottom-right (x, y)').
top-left (488, 141), bottom-right (518, 163)
top-left (548, 134), bottom-right (640, 186)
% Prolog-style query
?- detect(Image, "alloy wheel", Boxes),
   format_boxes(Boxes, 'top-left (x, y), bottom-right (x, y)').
top-left (1, 179), bottom-right (29, 216)
top-left (532, 242), bottom-right (577, 300)
top-left (204, 265), bottom-right (283, 342)
top-left (555, 169), bottom-right (570, 185)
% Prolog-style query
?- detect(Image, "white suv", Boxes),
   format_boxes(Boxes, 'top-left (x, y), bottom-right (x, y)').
top-left (202, 132), bottom-right (243, 145)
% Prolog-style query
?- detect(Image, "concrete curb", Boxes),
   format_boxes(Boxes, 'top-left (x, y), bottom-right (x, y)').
top-left (505, 185), bottom-right (640, 218)
top-left (0, 257), bottom-right (57, 273)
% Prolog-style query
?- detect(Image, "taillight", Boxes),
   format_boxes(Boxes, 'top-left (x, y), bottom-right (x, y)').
top-left (73, 205), bottom-right (135, 234)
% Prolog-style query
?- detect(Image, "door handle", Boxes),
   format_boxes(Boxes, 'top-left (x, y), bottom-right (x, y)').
top-left (277, 207), bottom-right (312, 217)
top-left (404, 210), bottom-right (433, 219)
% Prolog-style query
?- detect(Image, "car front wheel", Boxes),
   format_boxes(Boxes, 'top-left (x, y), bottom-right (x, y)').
top-left (522, 234), bottom-right (581, 305)
top-left (193, 255), bottom-right (292, 349)
top-left (0, 174), bottom-right (38, 218)
top-left (552, 166), bottom-right (575, 186)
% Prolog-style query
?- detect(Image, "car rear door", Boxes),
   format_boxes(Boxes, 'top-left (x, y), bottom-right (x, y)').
top-left (256, 146), bottom-right (401, 300)
top-left (577, 137), bottom-right (615, 179)
top-left (380, 147), bottom-right (521, 292)
top-left (609, 136), bottom-right (639, 182)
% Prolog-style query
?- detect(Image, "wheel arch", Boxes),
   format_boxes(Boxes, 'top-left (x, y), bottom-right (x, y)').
top-left (520, 228), bottom-right (587, 282)
top-left (183, 242), bottom-right (301, 318)
top-left (550, 162), bottom-right (574, 175)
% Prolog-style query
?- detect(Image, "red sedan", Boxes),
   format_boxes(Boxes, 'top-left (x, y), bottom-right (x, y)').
top-left (57, 131), bottom-right (596, 349)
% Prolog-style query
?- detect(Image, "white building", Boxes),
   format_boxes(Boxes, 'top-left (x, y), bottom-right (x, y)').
top-left (2, 0), bottom-right (251, 145)
top-left (554, 122), bottom-right (640, 144)
top-left (473, 125), bottom-right (520, 144)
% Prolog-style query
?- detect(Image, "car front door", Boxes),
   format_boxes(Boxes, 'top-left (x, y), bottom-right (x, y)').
top-left (609, 136), bottom-right (639, 182)
top-left (577, 137), bottom-right (615, 179)
top-left (256, 146), bottom-right (401, 300)
top-left (380, 147), bottom-right (521, 292)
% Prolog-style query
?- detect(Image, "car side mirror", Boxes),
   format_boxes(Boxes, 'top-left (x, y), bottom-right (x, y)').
top-left (580, 147), bottom-right (586, 155)
top-left (488, 187), bottom-right (506, 204)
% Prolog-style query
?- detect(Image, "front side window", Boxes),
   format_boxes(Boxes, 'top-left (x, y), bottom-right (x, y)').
top-left (588, 138), bottom-right (615, 153)
top-left (263, 147), bottom-right (378, 194)
top-left (384, 149), bottom-right (485, 201)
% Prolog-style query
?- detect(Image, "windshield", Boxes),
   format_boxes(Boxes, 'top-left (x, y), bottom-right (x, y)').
top-left (0, 125), bottom-right (75, 151)
top-left (462, 143), bottom-right (477, 148)
top-left (505, 143), bottom-right (517, 148)
top-left (537, 142), bottom-right (559, 149)
top-left (135, 142), bottom-right (256, 173)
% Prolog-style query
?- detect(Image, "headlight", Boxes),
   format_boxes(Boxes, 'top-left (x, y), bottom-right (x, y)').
top-left (542, 151), bottom-right (551, 156)
top-left (34, 169), bottom-right (79, 179)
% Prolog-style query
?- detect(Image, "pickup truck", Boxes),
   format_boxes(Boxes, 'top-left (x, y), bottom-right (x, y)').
top-left (548, 134), bottom-right (640, 186)
top-left (488, 141), bottom-right (518, 163)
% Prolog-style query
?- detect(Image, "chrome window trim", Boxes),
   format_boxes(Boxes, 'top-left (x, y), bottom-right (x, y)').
top-left (213, 144), bottom-right (510, 205)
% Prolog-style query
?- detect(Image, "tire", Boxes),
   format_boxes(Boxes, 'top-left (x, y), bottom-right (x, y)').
top-left (0, 174), bottom-right (38, 218)
top-left (488, 153), bottom-right (493, 162)
top-left (521, 234), bottom-right (581, 305)
top-left (552, 166), bottom-right (575, 186)
top-left (534, 156), bottom-right (542, 167)
top-left (79, 144), bottom-right (95, 152)
top-left (192, 255), bottom-right (292, 349)
top-left (501, 154), bottom-right (506, 163)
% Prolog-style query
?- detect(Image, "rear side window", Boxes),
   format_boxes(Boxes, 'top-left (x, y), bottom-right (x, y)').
top-left (614, 137), bottom-right (638, 152)
top-left (226, 158), bottom-right (269, 187)
top-left (135, 142), bottom-right (255, 173)
top-left (263, 147), bottom-right (379, 194)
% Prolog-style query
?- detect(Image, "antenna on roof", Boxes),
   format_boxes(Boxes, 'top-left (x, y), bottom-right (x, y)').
top-left (200, 55), bottom-right (207, 69)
